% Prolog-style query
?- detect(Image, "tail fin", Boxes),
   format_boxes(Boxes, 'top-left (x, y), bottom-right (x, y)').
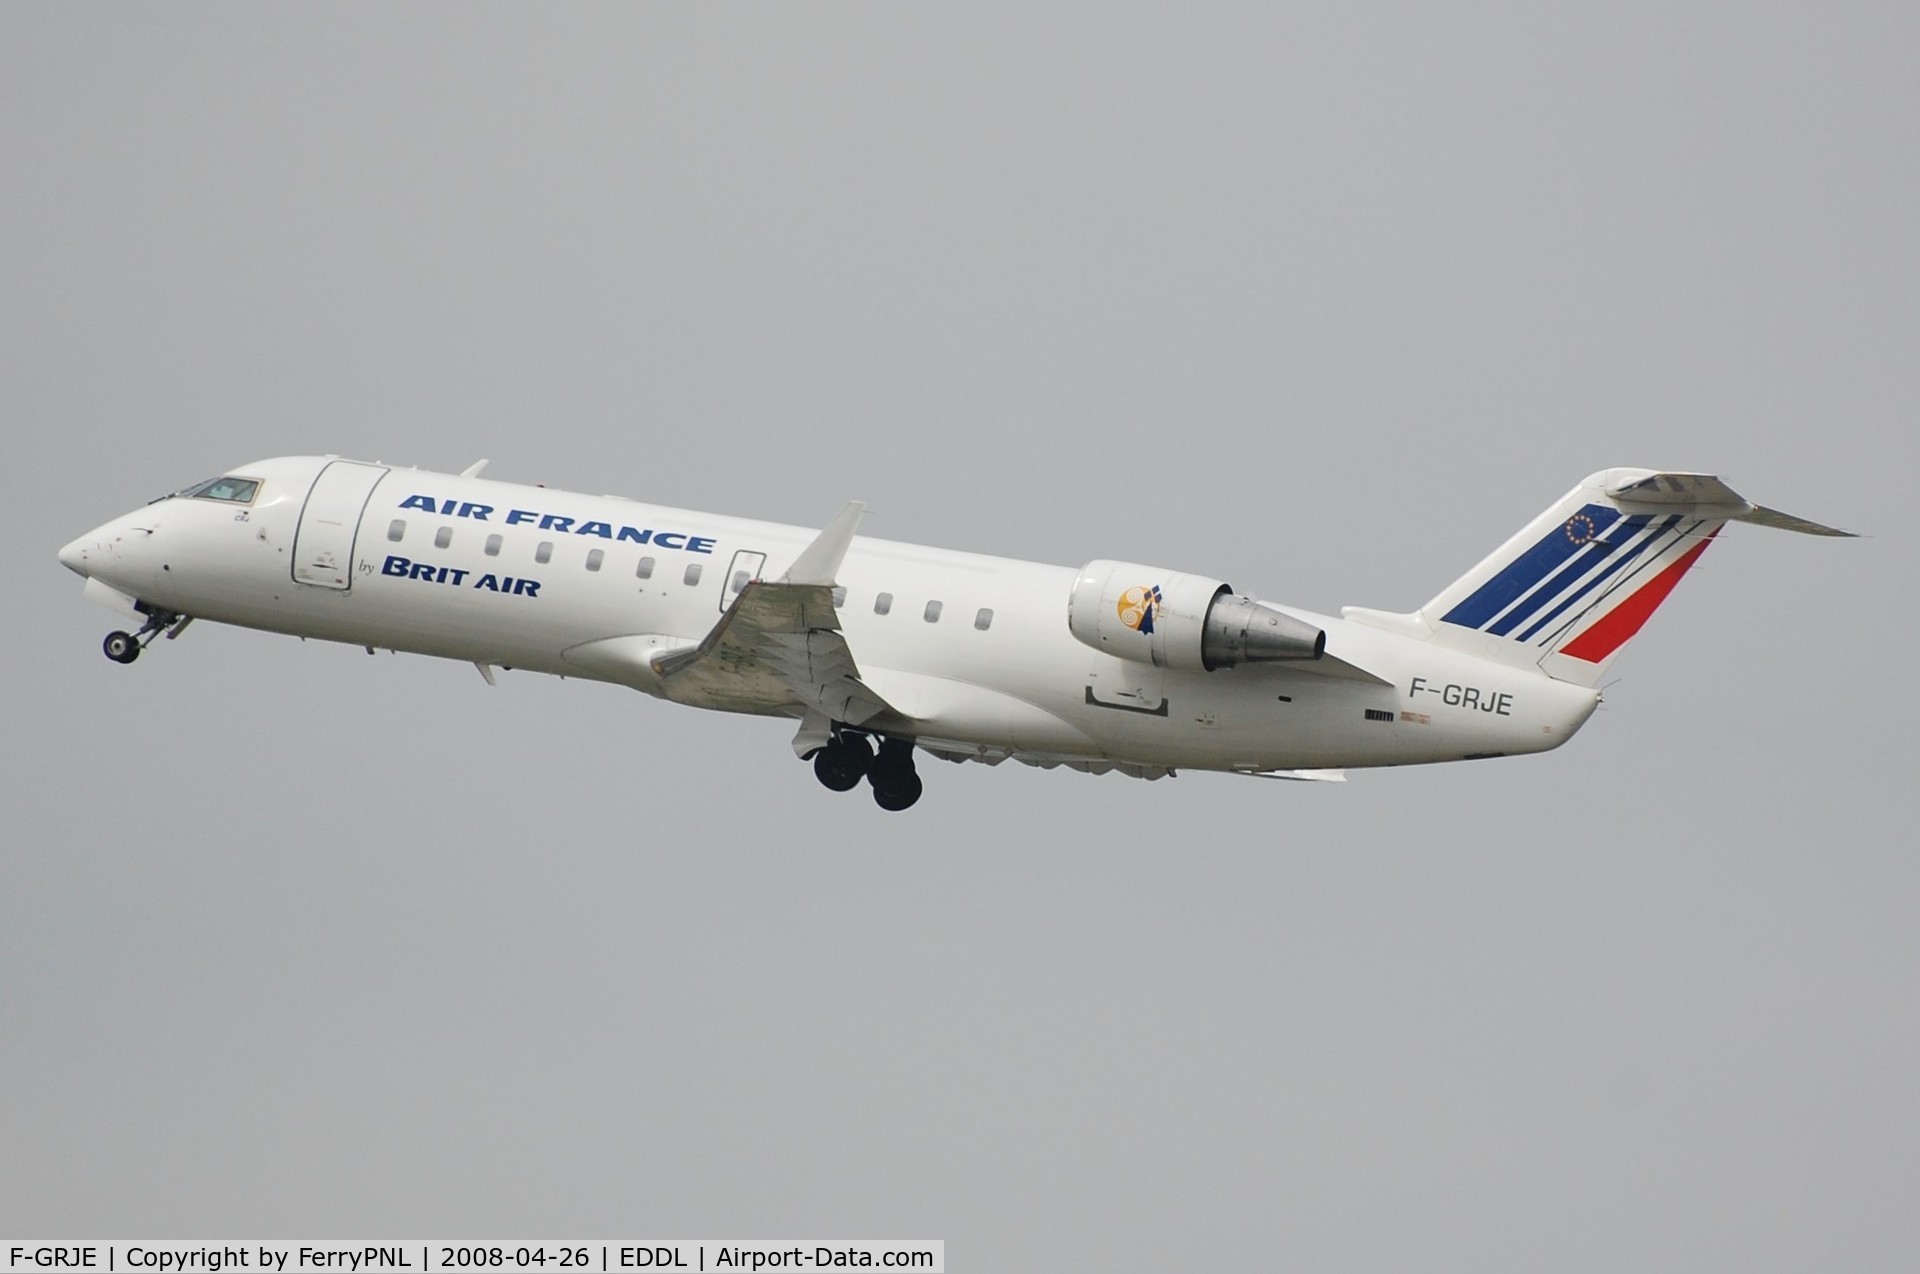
top-left (1357, 470), bottom-right (1852, 688)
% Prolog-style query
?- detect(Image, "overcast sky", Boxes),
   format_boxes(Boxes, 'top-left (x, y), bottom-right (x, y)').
top-left (3, 5), bottom-right (1915, 1269)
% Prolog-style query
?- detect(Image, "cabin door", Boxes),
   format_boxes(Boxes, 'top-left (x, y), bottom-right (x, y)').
top-left (292, 460), bottom-right (390, 589)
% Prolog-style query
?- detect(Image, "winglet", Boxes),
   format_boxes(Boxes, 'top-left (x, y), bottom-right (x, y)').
top-left (460, 459), bottom-right (490, 479)
top-left (780, 501), bottom-right (867, 586)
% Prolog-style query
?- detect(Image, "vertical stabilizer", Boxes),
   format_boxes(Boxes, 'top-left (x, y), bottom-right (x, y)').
top-left (1379, 469), bottom-right (1850, 688)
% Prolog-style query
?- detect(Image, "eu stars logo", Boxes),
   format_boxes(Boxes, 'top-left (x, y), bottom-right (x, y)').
top-left (1563, 512), bottom-right (1599, 545)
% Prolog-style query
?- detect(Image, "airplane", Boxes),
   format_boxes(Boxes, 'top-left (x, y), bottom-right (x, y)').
top-left (58, 457), bottom-right (1850, 810)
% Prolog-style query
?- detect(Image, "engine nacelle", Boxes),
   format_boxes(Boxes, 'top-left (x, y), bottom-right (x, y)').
top-left (1068, 559), bottom-right (1326, 672)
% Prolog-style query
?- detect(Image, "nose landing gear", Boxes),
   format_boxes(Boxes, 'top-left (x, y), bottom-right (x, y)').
top-left (808, 729), bottom-right (923, 810)
top-left (101, 608), bottom-right (191, 665)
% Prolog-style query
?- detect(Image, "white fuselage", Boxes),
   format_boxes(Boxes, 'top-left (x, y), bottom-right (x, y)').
top-left (61, 456), bottom-right (1600, 777)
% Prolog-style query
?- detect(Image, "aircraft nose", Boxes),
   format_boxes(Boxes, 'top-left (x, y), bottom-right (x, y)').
top-left (59, 534), bottom-right (92, 577)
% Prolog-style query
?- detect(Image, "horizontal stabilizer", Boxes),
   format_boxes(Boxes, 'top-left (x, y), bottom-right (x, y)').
top-left (1732, 504), bottom-right (1854, 537)
top-left (1607, 472), bottom-right (1854, 536)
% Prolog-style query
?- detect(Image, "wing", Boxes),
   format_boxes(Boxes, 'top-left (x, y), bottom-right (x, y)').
top-left (650, 502), bottom-right (903, 726)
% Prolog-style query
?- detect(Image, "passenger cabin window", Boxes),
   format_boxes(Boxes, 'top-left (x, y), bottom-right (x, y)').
top-left (831, 586), bottom-right (847, 608)
top-left (484, 534), bottom-right (502, 556)
top-left (683, 563), bottom-right (703, 586)
top-left (184, 476), bottom-right (260, 503)
top-left (975, 608), bottom-right (994, 631)
top-left (874, 592), bottom-right (892, 616)
top-left (924, 600), bottom-right (943, 623)
top-left (730, 570), bottom-right (751, 595)
top-left (387, 520), bottom-right (406, 542)
top-left (635, 556), bottom-right (655, 580)
top-left (434, 527), bottom-right (453, 549)
top-left (586, 548), bottom-right (604, 572)
top-left (535, 541), bottom-right (553, 564)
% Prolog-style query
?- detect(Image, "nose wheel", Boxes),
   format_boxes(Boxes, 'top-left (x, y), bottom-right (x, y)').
top-left (101, 608), bottom-right (191, 665)
top-left (809, 730), bottom-right (923, 810)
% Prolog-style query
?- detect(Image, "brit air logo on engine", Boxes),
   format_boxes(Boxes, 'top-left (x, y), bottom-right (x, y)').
top-left (1117, 584), bottom-right (1163, 634)
top-left (397, 494), bottom-right (717, 554)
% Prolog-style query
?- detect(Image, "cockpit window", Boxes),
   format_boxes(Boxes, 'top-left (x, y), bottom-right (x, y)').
top-left (181, 475), bottom-right (261, 504)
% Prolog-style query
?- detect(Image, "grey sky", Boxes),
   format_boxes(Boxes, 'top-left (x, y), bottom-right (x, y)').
top-left (3, 5), bottom-right (1915, 1268)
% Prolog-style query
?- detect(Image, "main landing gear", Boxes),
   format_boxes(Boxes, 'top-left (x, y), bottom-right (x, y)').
top-left (102, 607), bottom-right (191, 665)
top-left (811, 730), bottom-right (923, 811)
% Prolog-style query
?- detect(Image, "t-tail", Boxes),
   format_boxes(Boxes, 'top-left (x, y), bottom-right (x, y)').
top-left (1349, 470), bottom-right (1853, 688)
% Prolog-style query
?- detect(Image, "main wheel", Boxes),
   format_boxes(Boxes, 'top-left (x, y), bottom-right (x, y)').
top-left (867, 736), bottom-right (922, 810)
top-left (103, 631), bottom-right (139, 664)
top-left (872, 771), bottom-right (923, 811)
top-left (812, 739), bottom-right (870, 792)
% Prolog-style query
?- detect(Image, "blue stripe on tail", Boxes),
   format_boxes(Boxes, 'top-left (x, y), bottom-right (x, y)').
top-left (1516, 514), bottom-right (1682, 644)
top-left (1440, 503), bottom-right (1620, 630)
top-left (1486, 514), bottom-right (1653, 637)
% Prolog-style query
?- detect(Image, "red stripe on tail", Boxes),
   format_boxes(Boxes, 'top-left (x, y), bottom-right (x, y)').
top-left (1559, 528), bottom-right (1719, 664)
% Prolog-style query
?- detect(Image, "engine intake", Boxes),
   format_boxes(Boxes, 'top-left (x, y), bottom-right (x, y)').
top-left (1068, 559), bottom-right (1325, 672)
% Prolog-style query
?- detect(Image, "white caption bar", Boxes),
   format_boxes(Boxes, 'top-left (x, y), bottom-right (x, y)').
top-left (2, 1245), bottom-right (943, 1274)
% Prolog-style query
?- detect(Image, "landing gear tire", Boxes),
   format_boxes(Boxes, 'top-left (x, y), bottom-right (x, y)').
top-left (812, 734), bottom-right (873, 792)
top-left (868, 737), bottom-right (923, 811)
top-left (872, 771), bottom-right (923, 812)
top-left (101, 608), bottom-right (190, 665)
